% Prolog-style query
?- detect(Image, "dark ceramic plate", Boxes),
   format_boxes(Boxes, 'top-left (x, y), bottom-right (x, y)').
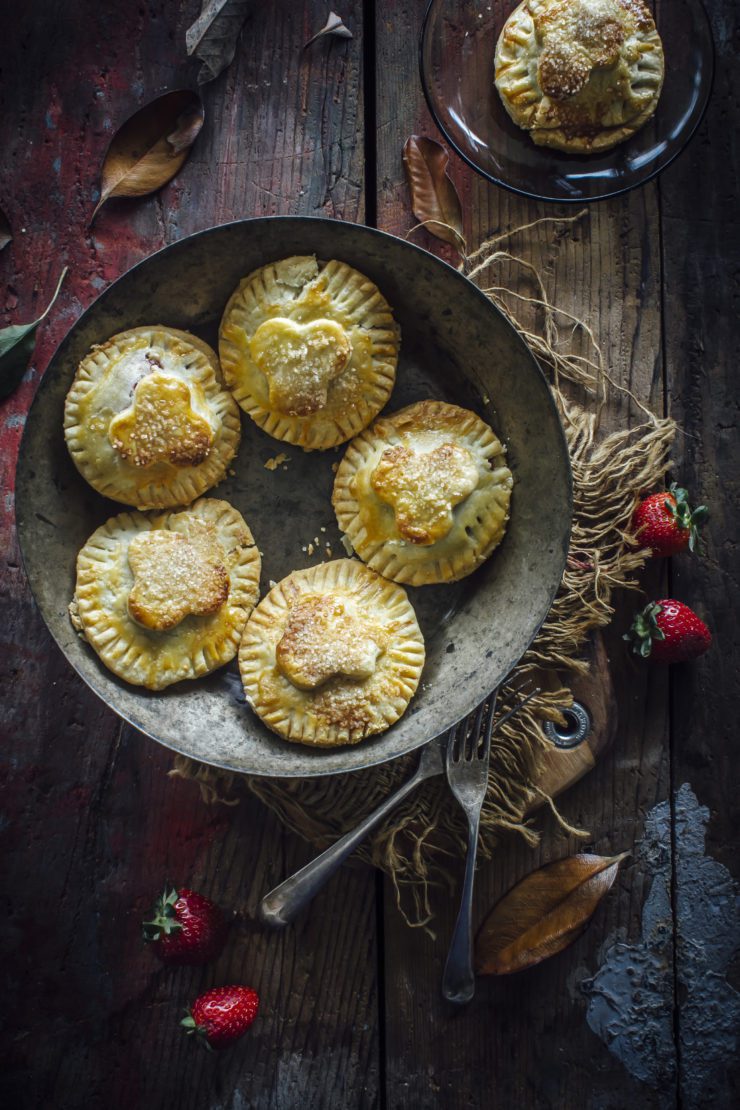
top-left (420, 0), bottom-right (714, 203)
top-left (16, 218), bottom-right (571, 777)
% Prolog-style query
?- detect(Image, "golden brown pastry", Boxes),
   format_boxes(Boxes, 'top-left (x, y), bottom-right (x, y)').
top-left (494, 0), bottom-right (665, 153)
top-left (64, 326), bottom-right (241, 509)
top-left (219, 255), bottom-right (399, 450)
top-left (239, 559), bottom-right (425, 747)
top-left (70, 498), bottom-right (260, 690)
top-left (332, 400), bottom-right (513, 586)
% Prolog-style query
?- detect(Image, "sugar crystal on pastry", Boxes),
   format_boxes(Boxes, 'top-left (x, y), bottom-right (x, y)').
top-left (109, 373), bottom-right (214, 468)
top-left (219, 256), bottom-right (399, 450)
top-left (127, 524), bottom-right (229, 632)
top-left (494, 0), bottom-right (665, 154)
top-left (239, 559), bottom-right (424, 747)
top-left (333, 400), bottom-right (513, 586)
top-left (250, 318), bottom-right (352, 416)
top-left (276, 594), bottom-right (387, 689)
top-left (371, 442), bottom-right (480, 546)
top-left (64, 326), bottom-right (241, 509)
top-left (71, 498), bottom-right (260, 690)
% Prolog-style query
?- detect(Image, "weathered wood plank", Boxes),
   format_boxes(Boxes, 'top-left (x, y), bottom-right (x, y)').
top-left (375, 2), bottom-right (674, 1106)
top-left (0, 2), bottom-right (377, 1107)
top-left (660, 1), bottom-right (740, 1105)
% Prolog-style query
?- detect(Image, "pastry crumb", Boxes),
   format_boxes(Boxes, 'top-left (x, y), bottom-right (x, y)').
top-left (264, 452), bottom-right (289, 471)
top-left (331, 462), bottom-right (339, 473)
top-left (307, 542), bottom-right (315, 556)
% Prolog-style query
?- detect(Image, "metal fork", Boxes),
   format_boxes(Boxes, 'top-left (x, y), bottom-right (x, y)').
top-left (442, 684), bottom-right (539, 1003)
top-left (259, 731), bottom-right (447, 928)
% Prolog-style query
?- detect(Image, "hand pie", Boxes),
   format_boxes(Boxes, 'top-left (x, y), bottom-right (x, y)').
top-left (219, 255), bottom-right (399, 450)
top-left (494, 0), bottom-right (665, 153)
top-left (64, 326), bottom-right (241, 509)
top-left (332, 400), bottom-right (513, 586)
top-left (239, 559), bottom-right (424, 747)
top-left (70, 498), bottom-right (260, 690)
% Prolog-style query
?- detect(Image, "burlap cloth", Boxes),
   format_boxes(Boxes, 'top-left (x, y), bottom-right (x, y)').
top-left (172, 213), bottom-right (675, 927)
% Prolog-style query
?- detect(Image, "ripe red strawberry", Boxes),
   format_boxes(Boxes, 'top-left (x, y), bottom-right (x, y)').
top-left (625, 600), bottom-right (711, 663)
top-left (632, 483), bottom-right (708, 557)
top-left (182, 985), bottom-right (260, 1050)
top-left (142, 887), bottom-right (226, 966)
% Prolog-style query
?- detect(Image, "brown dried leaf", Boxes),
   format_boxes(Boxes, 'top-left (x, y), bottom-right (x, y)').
top-left (91, 91), bottom-right (204, 225)
top-left (0, 205), bottom-right (11, 252)
top-left (475, 852), bottom-right (629, 976)
top-left (402, 135), bottom-right (465, 253)
top-left (304, 11), bottom-right (353, 48)
top-left (186, 0), bottom-right (252, 85)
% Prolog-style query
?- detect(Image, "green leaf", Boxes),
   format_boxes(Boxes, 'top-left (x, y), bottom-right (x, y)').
top-left (0, 268), bottom-right (67, 400)
top-left (143, 885), bottom-right (182, 941)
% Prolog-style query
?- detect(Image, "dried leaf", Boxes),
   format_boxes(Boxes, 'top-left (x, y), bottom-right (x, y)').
top-left (0, 206), bottom-right (11, 252)
top-left (475, 852), bottom-right (629, 975)
top-left (304, 11), bottom-right (353, 48)
top-left (0, 268), bottom-right (67, 400)
top-left (91, 90), bottom-right (204, 224)
top-left (402, 135), bottom-right (465, 253)
top-left (186, 0), bottom-right (252, 84)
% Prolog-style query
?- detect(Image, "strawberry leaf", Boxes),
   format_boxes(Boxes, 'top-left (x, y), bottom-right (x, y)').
top-left (142, 886), bottom-right (182, 941)
top-left (0, 268), bottom-right (67, 400)
top-left (625, 601), bottom-right (665, 658)
top-left (668, 482), bottom-right (709, 554)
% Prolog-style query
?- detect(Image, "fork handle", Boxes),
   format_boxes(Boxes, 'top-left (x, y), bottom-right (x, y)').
top-left (259, 763), bottom-right (429, 928)
top-left (442, 811), bottom-right (481, 1003)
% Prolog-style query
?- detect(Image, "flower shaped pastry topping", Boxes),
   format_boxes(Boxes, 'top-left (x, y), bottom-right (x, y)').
top-left (371, 442), bottom-right (480, 545)
top-left (535, 0), bottom-right (625, 101)
top-left (250, 318), bottom-right (352, 416)
top-left (276, 594), bottom-right (387, 690)
top-left (127, 521), bottom-right (229, 631)
top-left (109, 372), bottom-right (214, 468)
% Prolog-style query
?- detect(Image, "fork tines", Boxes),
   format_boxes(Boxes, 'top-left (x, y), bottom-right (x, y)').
top-left (448, 680), bottom-right (541, 763)
top-left (449, 690), bottom-right (499, 763)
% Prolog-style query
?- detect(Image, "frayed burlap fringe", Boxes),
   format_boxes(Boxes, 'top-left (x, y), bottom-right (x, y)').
top-left (171, 213), bottom-right (675, 929)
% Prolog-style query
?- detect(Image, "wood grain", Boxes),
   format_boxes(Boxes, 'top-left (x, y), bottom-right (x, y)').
top-left (0, 3), bottom-right (377, 1108)
top-left (375, 2), bottom-right (674, 1106)
top-left (527, 633), bottom-right (616, 808)
top-left (660, 1), bottom-right (740, 1103)
top-left (0, 0), bottom-right (737, 1106)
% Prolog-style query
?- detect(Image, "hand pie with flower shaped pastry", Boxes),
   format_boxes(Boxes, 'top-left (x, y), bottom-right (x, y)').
top-left (239, 559), bottom-right (424, 747)
top-left (494, 0), bottom-right (665, 153)
top-left (69, 498), bottom-right (260, 690)
top-left (219, 255), bottom-right (399, 450)
top-left (332, 400), bottom-right (513, 586)
top-left (64, 326), bottom-right (241, 509)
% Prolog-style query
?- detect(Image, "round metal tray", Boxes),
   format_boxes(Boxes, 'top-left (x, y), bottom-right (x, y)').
top-left (16, 217), bottom-right (572, 777)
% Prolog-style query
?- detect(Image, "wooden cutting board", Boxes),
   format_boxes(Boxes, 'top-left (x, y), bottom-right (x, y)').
top-left (526, 632), bottom-right (616, 813)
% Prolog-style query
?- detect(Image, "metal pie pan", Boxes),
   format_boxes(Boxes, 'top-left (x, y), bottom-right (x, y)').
top-left (16, 217), bottom-right (572, 777)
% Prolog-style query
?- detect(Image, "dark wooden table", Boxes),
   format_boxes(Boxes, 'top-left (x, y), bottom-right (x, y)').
top-left (1, 3), bottom-right (738, 1107)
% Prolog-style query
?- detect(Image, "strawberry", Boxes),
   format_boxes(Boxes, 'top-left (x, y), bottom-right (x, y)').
top-left (142, 887), bottom-right (226, 966)
top-left (182, 985), bottom-right (260, 1050)
top-left (632, 483), bottom-right (708, 557)
top-left (625, 599), bottom-right (711, 663)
